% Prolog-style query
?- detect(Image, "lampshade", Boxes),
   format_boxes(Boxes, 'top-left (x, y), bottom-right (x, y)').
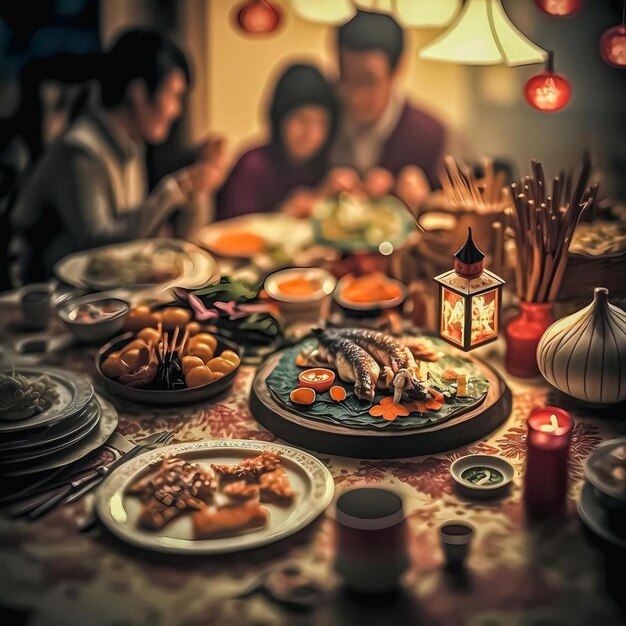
top-left (354, 0), bottom-right (394, 13)
top-left (419, 0), bottom-right (548, 67)
top-left (292, 0), bottom-right (356, 25)
top-left (394, 0), bottom-right (462, 28)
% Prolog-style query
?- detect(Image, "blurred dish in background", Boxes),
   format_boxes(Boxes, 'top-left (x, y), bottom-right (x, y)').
top-left (334, 273), bottom-right (407, 317)
top-left (264, 267), bottom-right (336, 327)
top-left (54, 239), bottom-right (218, 293)
top-left (312, 193), bottom-right (414, 253)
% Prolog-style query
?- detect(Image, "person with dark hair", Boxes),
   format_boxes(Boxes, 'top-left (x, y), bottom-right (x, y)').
top-left (329, 10), bottom-right (446, 210)
top-left (216, 63), bottom-right (338, 220)
top-left (11, 28), bottom-right (225, 282)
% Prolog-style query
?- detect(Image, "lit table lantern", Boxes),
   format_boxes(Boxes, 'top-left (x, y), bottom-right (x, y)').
top-left (523, 406), bottom-right (573, 516)
top-left (434, 227), bottom-right (505, 351)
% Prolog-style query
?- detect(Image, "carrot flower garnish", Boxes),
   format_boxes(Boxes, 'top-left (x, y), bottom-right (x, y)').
top-left (369, 397), bottom-right (409, 421)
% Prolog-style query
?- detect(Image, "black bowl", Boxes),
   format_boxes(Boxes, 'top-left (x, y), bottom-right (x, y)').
top-left (96, 332), bottom-right (241, 405)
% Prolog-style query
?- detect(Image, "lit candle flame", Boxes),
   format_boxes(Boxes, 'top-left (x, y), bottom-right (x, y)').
top-left (539, 414), bottom-right (560, 432)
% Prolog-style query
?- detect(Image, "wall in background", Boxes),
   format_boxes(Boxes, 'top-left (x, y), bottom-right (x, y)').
top-left (98, 0), bottom-right (625, 197)
top-left (205, 0), bottom-right (470, 162)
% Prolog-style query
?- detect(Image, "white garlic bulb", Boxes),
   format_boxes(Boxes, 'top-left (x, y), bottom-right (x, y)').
top-left (537, 288), bottom-right (626, 404)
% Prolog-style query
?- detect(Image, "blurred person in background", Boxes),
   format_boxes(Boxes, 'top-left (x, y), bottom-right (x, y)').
top-left (216, 63), bottom-right (339, 220)
top-left (328, 10), bottom-right (446, 212)
top-left (11, 28), bottom-right (226, 282)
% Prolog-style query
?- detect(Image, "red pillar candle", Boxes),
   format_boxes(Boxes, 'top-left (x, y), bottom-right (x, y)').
top-left (523, 406), bottom-right (573, 516)
top-left (505, 302), bottom-right (553, 377)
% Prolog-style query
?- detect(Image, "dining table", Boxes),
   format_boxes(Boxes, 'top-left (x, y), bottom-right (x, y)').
top-left (0, 292), bottom-right (625, 626)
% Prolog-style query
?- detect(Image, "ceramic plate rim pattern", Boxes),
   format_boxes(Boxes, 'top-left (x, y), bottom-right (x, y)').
top-left (1, 394), bottom-right (118, 476)
top-left (583, 438), bottom-right (626, 504)
top-left (95, 439), bottom-right (335, 555)
top-left (450, 454), bottom-right (515, 491)
top-left (577, 482), bottom-right (626, 548)
top-left (0, 402), bottom-right (101, 463)
top-left (0, 367), bottom-right (94, 433)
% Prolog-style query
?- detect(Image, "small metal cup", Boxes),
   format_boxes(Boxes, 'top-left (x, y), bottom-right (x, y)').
top-left (20, 283), bottom-right (53, 331)
top-left (440, 520), bottom-right (474, 569)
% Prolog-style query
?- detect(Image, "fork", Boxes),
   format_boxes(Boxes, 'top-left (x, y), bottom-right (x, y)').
top-left (76, 431), bottom-right (174, 531)
top-left (17, 431), bottom-right (173, 521)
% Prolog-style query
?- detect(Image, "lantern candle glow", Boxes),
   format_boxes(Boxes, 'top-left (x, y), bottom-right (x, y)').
top-left (523, 406), bottom-right (573, 516)
top-left (434, 227), bottom-right (505, 351)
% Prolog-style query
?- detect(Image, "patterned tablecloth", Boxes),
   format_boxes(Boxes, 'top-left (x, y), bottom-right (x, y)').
top-left (0, 302), bottom-right (625, 626)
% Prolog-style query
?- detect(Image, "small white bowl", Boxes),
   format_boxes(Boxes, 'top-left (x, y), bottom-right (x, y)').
top-left (450, 455), bottom-right (514, 496)
top-left (264, 267), bottom-right (336, 323)
top-left (56, 294), bottom-right (129, 343)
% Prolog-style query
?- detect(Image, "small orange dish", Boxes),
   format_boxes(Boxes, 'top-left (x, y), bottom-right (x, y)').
top-left (298, 368), bottom-right (335, 393)
top-left (330, 386), bottom-right (347, 402)
top-left (277, 276), bottom-right (321, 297)
top-left (336, 273), bottom-right (406, 312)
top-left (210, 231), bottom-right (265, 257)
top-left (290, 387), bottom-right (316, 405)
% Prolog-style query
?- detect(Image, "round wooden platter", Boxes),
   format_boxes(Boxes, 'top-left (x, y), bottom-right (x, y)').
top-left (250, 348), bottom-right (512, 459)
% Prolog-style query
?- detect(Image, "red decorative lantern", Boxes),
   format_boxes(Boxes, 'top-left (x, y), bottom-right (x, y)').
top-left (534, 0), bottom-right (584, 16)
top-left (600, 0), bottom-right (626, 70)
top-left (524, 51), bottom-right (572, 112)
top-left (234, 0), bottom-right (282, 35)
top-left (434, 228), bottom-right (505, 351)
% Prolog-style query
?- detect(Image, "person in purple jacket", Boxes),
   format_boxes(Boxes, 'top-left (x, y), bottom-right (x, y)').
top-left (329, 10), bottom-right (446, 211)
top-left (216, 63), bottom-right (339, 220)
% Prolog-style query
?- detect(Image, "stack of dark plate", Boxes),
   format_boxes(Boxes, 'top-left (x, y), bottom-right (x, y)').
top-left (0, 367), bottom-right (118, 477)
top-left (578, 438), bottom-right (626, 549)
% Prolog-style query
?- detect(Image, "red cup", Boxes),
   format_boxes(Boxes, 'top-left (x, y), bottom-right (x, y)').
top-left (334, 488), bottom-right (408, 594)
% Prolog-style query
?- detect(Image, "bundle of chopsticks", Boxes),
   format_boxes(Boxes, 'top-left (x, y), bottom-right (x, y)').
top-left (155, 323), bottom-right (189, 366)
top-left (440, 156), bottom-right (508, 213)
top-left (508, 153), bottom-right (599, 303)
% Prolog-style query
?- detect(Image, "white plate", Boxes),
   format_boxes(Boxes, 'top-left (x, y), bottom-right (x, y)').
top-left (95, 439), bottom-right (334, 555)
top-left (1, 394), bottom-right (118, 476)
top-left (54, 239), bottom-right (217, 291)
top-left (0, 368), bottom-right (94, 433)
top-left (0, 402), bottom-right (100, 462)
top-left (0, 401), bottom-right (97, 451)
top-left (196, 214), bottom-right (313, 259)
top-left (578, 482), bottom-right (626, 548)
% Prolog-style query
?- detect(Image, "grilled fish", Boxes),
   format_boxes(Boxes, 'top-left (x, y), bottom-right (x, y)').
top-left (315, 330), bottom-right (379, 402)
top-left (334, 328), bottom-right (418, 374)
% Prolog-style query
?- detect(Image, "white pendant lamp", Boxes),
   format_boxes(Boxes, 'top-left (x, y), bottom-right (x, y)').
top-left (354, 0), bottom-right (394, 12)
top-left (292, 0), bottom-right (356, 25)
top-left (419, 0), bottom-right (547, 67)
top-left (394, 0), bottom-right (461, 28)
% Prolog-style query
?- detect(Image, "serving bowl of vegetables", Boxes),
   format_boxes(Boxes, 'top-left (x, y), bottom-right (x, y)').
top-left (96, 320), bottom-right (241, 405)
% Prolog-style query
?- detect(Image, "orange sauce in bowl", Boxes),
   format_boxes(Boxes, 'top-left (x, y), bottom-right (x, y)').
top-left (210, 232), bottom-right (265, 257)
top-left (277, 276), bottom-right (321, 297)
top-left (341, 273), bottom-right (403, 304)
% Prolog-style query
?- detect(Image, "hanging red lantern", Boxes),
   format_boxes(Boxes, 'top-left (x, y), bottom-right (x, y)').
top-left (600, 25), bottom-right (626, 67)
top-left (534, 0), bottom-right (584, 16)
top-left (600, 1), bottom-right (626, 68)
top-left (234, 0), bottom-right (282, 35)
top-left (524, 51), bottom-right (572, 112)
